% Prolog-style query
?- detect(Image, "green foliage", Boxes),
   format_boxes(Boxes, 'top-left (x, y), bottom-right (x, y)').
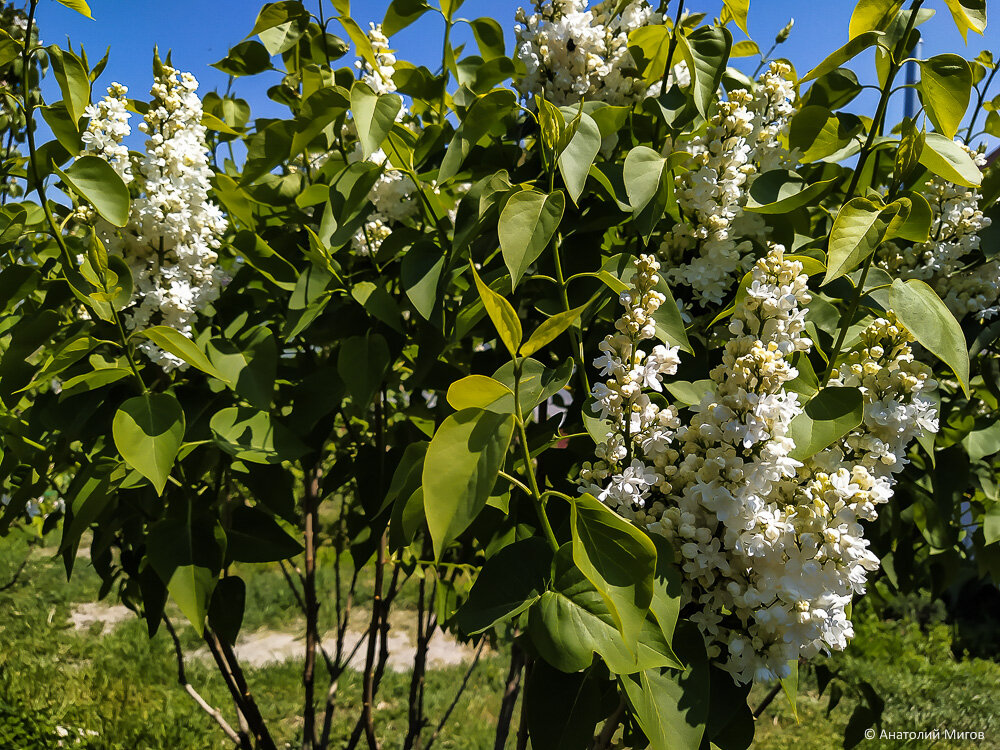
top-left (3, 0), bottom-right (999, 747)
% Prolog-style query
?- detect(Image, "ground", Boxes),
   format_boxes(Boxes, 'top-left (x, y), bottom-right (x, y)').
top-left (1, 528), bottom-right (998, 749)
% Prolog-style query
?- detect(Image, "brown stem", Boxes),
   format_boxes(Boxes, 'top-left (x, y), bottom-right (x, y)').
top-left (493, 644), bottom-right (525, 750)
top-left (303, 463), bottom-right (323, 750)
top-left (205, 628), bottom-right (278, 750)
top-left (593, 696), bottom-right (627, 749)
top-left (164, 617), bottom-right (248, 749)
top-left (403, 576), bottom-right (431, 750)
top-left (424, 639), bottom-right (487, 750)
top-left (515, 657), bottom-right (534, 750)
top-left (0, 556), bottom-right (28, 591)
top-left (752, 683), bottom-right (783, 719)
top-left (359, 530), bottom-right (388, 750)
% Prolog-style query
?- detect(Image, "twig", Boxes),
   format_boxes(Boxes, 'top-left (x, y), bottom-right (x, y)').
top-left (206, 628), bottom-right (279, 750)
top-left (752, 683), bottom-right (783, 719)
top-left (593, 697), bottom-right (627, 749)
top-left (493, 644), bottom-right (524, 750)
top-left (163, 617), bottom-right (247, 749)
top-left (303, 463), bottom-right (323, 750)
top-left (515, 657), bottom-right (534, 750)
top-left (424, 639), bottom-right (487, 750)
top-left (0, 557), bottom-right (28, 592)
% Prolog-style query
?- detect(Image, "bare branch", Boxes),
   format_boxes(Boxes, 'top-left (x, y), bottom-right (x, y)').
top-left (0, 556), bottom-right (28, 592)
top-left (163, 616), bottom-right (247, 749)
top-left (424, 638), bottom-right (487, 750)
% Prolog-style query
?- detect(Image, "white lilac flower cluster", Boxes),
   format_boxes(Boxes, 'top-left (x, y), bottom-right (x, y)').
top-left (659, 62), bottom-right (798, 308)
top-left (81, 82), bottom-right (133, 182)
top-left (513, 0), bottom-right (674, 106)
top-left (1, 491), bottom-right (64, 529)
top-left (347, 145), bottom-right (419, 257)
top-left (578, 253), bottom-right (683, 507)
top-left (356, 22), bottom-right (398, 96)
top-left (582, 247), bottom-right (939, 683)
top-left (81, 68), bottom-right (228, 371)
top-left (881, 145), bottom-right (998, 322)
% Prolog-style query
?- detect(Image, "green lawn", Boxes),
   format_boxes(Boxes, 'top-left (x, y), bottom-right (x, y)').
top-left (1, 528), bottom-right (998, 749)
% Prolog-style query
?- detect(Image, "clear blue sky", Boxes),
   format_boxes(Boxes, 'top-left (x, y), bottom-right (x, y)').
top-left (31, 0), bottom-right (1000, 143)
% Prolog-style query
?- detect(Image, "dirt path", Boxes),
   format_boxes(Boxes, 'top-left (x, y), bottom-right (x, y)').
top-left (69, 602), bottom-right (483, 671)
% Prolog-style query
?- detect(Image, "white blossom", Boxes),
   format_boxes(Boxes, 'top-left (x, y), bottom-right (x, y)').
top-left (82, 66), bottom-right (228, 371)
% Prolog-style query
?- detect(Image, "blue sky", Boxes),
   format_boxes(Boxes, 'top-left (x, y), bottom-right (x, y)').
top-left (31, 0), bottom-right (1000, 143)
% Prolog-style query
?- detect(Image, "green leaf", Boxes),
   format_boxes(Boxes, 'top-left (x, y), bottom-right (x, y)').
top-left (789, 106), bottom-right (864, 163)
top-left (210, 406), bottom-right (308, 464)
top-left (664, 379), bottom-right (714, 407)
top-left (455, 537), bottom-right (551, 635)
top-left (207, 329), bottom-right (278, 411)
top-left (521, 303), bottom-right (588, 358)
top-left (623, 146), bottom-right (667, 211)
top-left (290, 86), bottom-right (352, 156)
top-left (491, 358), bottom-right (574, 412)
top-left (526, 662), bottom-right (602, 750)
top-left (888, 278), bottom-right (971, 395)
top-left (137, 326), bottom-right (228, 381)
top-left (212, 40), bottom-right (272, 77)
top-left (919, 132), bottom-right (983, 187)
top-left (382, 0), bottom-right (431, 36)
top-left (400, 241), bottom-right (445, 320)
top-left (469, 17), bottom-right (505, 60)
top-left (964, 420), bottom-right (1000, 461)
top-left (676, 25), bottom-right (732, 118)
top-left (528, 547), bottom-right (681, 675)
top-left (56, 0), bottom-right (93, 17)
top-left (983, 507), bottom-right (1000, 547)
top-left (48, 47), bottom-right (91, 125)
top-left (628, 25), bottom-right (671, 84)
top-left (56, 156), bottom-right (131, 227)
top-left (731, 39), bottom-right (760, 57)
top-left (918, 55), bottom-right (972, 139)
top-left (801, 31), bottom-right (886, 83)
top-left (745, 170), bottom-right (838, 214)
top-left (557, 110), bottom-right (601, 204)
top-left (446, 375), bottom-right (514, 412)
top-left (470, 263), bottom-right (522, 356)
top-left (41, 104), bottom-right (84, 154)
top-left (226, 505), bottom-right (303, 563)
top-left (823, 197), bottom-right (899, 285)
top-left (499, 189), bottom-right (565, 290)
top-left (891, 190), bottom-right (933, 242)
top-left (620, 626), bottom-right (710, 750)
top-left (350, 80), bottom-right (402, 158)
top-left (438, 89), bottom-right (517, 182)
top-left (849, 0), bottom-right (904, 38)
top-left (571, 493), bottom-right (657, 649)
top-left (337, 334), bottom-right (391, 409)
top-left (722, 0), bottom-right (750, 34)
top-left (209, 577), bottom-right (246, 645)
top-left (894, 117), bottom-right (926, 185)
top-left (942, 0), bottom-right (986, 42)
top-left (146, 518), bottom-right (225, 636)
top-left (787, 387), bottom-right (865, 461)
top-left (422, 408), bottom-right (515, 560)
top-left (112, 393), bottom-right (185, 496)
top-left (781, 660), bottom-right (800, 722)
top-left (252, 0), bottom-right (310, 54)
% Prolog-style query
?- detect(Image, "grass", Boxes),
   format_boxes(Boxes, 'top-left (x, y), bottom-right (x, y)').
top-left (1, 527), bottom-right (999, 749)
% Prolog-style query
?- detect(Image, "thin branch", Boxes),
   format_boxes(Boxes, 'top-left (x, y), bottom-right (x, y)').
top-left (593, 697), bottom-right (627, 749)
top-left (0, 557), bottom-right (28, 592)
top-left (493, 645), bottom-right (524, 750)
top-left (163, 617), bottom-right (247, 749)
top-left (752, 683), bottom-right (783, 719)
top-left (424, 639), bottom-right (487, 750)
